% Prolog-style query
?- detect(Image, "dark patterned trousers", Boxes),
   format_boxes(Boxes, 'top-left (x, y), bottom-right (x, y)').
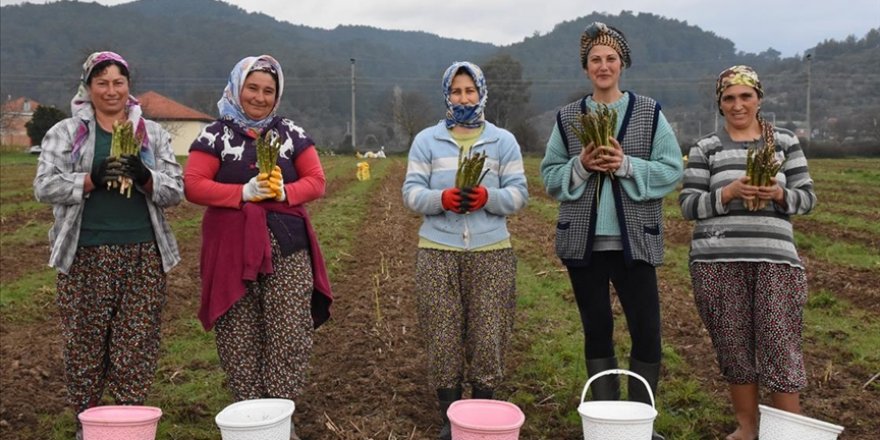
top-left (415, 248), bottom-right (518, 390)
top-left (214, 245), bottom-right (314, 401)
top-left (56, 242), bottom-right (166, 415)
top-left (691, 261), bottom-right (808, 392)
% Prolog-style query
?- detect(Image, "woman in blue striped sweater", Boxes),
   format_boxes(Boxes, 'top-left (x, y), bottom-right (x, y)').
top-left (402, 61), bottom-right (528, 440)
top-left (679, 65), bottom-right (817, 440)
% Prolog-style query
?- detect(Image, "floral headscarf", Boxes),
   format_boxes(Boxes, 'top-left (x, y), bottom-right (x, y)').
top-left (716, 65), bottom-right (775, 149)
top-left (217, 55), bottom-right (284, 131)
top-left (580, 22), bottom-right (632, 68)
top-left (442, 61), bottom-right (487, 129)
top-left (70, 51), bottom-right (147, 162)
top-left (715, 65), bottom-right (764, 115)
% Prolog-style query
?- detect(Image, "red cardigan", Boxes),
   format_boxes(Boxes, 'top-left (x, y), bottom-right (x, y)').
top-left (184, 147), bottom-right (332, 330)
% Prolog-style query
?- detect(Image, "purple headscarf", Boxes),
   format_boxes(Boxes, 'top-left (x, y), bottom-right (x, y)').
top-left (69, 51), bottom-right (148, 162)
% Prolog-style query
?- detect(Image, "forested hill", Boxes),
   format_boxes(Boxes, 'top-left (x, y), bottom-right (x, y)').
top-left (1, 0), bottom-right (877, 150)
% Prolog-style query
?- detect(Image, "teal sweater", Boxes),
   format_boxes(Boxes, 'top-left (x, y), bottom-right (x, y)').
top-left (541, 93), bottom-right (682, 238)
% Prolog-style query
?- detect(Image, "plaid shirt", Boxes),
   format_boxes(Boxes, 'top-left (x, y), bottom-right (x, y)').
top-left (34, 117), bottom-right (183, 274)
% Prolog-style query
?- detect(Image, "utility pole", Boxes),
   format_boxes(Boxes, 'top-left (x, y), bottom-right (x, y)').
top-left (805, 53), bottom-right (812, 145)
top-left (350, 58), bottom-right (356, 150)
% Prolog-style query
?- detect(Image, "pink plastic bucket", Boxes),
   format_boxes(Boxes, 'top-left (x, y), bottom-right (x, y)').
top-left (78, 405), bottom-right (162, 440)
top-left (447, 399), bottom-right (525, 440)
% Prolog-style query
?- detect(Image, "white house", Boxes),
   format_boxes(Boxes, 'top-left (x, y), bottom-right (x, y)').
top-left (137, 91), bottom-right (214, 156)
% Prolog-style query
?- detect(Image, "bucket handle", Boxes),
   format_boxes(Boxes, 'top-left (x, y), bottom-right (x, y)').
top-left (580, 368), bottom-right (655, 409)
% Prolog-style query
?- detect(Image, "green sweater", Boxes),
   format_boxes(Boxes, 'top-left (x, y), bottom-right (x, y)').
top-left (79, 127), bottom-right (154, 246)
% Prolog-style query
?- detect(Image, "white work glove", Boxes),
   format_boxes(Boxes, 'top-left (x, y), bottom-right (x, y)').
top-left (241, 175), bottom-right (273, 202)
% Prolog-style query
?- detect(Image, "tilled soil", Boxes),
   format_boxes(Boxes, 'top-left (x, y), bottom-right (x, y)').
top-left (1, 161), bottom-right (878, 439)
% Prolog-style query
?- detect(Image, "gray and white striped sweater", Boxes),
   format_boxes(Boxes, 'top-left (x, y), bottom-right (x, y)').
top-left (679, 127), bottom-right (816, 268)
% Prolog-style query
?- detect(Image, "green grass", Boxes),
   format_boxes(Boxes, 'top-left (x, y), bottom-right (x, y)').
top-left (804, 290), bottom-right (880, 371)
top-left (0, 269), bottom-right (57, 322)
top-left (795, 231), bottom-right (880, 269)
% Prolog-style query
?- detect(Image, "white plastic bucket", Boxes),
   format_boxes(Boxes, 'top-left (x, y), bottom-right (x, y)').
top-left (215, 398), bottom-right (295, 440)
top-left (759, 404), bottom-right (844, 440)
top-left (577, 369), bottom-right (657, 440)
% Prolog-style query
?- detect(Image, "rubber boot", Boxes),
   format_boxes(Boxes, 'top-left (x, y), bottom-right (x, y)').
top-left (437, 387), bottom-right (462, 440)
top-left (472, 386), bottom-right (494, 399)
top-left (629, 357), bottom-right (665, 440)
top-left (586, 356), bottom-right (620, 400)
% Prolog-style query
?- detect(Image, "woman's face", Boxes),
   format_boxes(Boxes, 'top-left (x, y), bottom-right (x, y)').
top-left (88, 64), bottom-right (129, 117)
top-left (240, 71), bottom-right (277, 120)
top-left (720, 84), bottom-right (761, 130)
top-left (584, 45), bottom-right (622, 92)
top-left (449, 73), bottom-right (479, 106)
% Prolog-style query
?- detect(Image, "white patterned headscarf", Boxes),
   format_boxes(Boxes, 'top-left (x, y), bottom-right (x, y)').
top-left (69, 51), bottom-right (147, 162)
top-left (217, 55), bottom-right (284, 130)
top-left (442, 61), bottom-right (488, 129)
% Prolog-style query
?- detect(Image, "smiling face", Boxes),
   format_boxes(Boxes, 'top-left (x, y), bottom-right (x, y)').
top-left (87, 64), bottom-right (129, 118)
top-left (585, 45), bottom-right (622, 93)
top-left (448, 72), bottom-right (479, 106)
top-left (720, 84), bottom-right (761, 131)
top-left (240, 71), bottom-right (277, 120)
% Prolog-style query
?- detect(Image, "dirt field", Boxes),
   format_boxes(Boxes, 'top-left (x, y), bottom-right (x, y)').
top-left (1, 157), bottom-right (878, 439)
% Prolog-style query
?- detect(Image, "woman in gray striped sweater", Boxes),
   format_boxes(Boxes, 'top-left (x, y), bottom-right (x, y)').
top-left (679, 65), bottom-right (817, 440)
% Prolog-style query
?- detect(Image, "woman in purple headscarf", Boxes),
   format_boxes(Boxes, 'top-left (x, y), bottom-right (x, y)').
top-left (33, 51), bottom-right (183, 439)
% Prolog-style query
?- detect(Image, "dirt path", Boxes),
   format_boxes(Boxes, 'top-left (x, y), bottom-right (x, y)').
top-left (298, 159), bottom-right (435, 438)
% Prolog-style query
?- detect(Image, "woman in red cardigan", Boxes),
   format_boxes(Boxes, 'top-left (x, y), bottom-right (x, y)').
top-left (183, 54), bottom-right (332, 440)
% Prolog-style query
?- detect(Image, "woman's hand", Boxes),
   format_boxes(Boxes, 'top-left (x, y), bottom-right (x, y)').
top-left (242, 174), bottom-right (273, 202)
top-left (756, 176), bottom-right (787, 210)
top-left (580, 137), bottom-right (623, 173)
top-left (721, 176), bottom-right (758, 205)
top-left (267, 165), bottom-right (286, 201)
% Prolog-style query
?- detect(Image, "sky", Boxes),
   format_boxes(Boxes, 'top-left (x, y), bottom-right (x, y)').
top-left (1, 0), bottom-right (878, 57)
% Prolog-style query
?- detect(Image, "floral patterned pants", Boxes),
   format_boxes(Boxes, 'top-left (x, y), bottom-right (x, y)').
top-left (691, 261), bottom-right (808, 392)
top-left (214, 246), bottom-right (314, 401)
top-left (56, 242), bottom-right (166, 415)
top-left (415, 248), bottom-right (517, 390)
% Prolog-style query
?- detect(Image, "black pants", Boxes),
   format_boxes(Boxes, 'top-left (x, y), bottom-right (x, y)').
top-left (567, 251), bottom-right (661, 363)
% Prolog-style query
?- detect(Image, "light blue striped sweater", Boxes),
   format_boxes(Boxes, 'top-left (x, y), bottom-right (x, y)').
top-left (402, 121), bottom-right (528, 250)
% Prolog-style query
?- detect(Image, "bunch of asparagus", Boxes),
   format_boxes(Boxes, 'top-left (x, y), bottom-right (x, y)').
top-left (570, 103), bottom-right (618, 179)
top-left (108, 120), bottom-right (141, 197)
top-left (745, 143), bottom-right (783, 211)
top-left (255, 134), bottom-right (281, 175)
top-left (455, 149), bottom-right (489, 189)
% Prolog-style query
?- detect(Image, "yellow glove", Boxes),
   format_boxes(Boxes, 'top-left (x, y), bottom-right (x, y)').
top-left (268, 166), bottom-right (286, 202)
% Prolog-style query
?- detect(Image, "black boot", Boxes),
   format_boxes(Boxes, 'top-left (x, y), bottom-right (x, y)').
top-left (629, 357), bottom-right (665, 440)
top-left (586, 356), bottom-right (620, 400)
top-left (472, 386), bottom-right (494, 399)
top-left (437, 387), bottom-right (462, 440)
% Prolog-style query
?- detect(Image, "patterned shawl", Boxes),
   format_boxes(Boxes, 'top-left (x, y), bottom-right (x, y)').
top-left (442, 61), bottom-right (488, 129)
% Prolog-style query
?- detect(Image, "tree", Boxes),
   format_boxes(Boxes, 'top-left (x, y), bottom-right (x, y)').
top-left (482, 53), bottom-right (531, 130)
top-left (391, 86), bottom-right (434, 149)
top-left (25, 105), bottom-right (67, 146)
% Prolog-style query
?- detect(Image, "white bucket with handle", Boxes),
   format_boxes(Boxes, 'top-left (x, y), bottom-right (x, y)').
top-left (577, 369), bottom-right (657, 440)
top-left (759, 404), bottom-right (844, 440)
